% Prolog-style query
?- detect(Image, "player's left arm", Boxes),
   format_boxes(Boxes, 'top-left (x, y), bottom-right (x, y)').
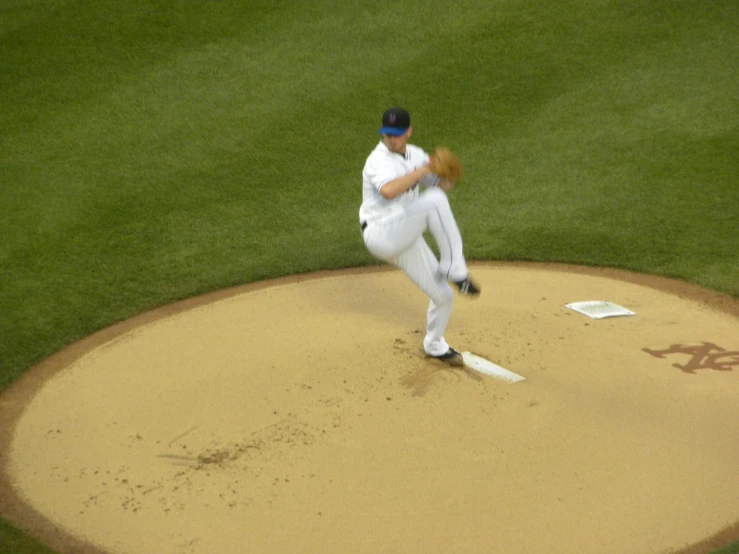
top-left (418, 151), bottom-right (440, 189)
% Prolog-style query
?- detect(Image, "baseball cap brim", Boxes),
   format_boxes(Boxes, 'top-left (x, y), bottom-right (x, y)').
top-left (379, 126), bottom-right (408, 136)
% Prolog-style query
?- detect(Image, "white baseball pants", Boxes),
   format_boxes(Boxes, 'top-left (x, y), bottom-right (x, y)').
top-left (362, 188), bottom-right (468, 356)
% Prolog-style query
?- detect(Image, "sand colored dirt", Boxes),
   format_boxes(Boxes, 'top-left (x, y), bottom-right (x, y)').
top-left (1, 263), bottom-right (738, 554)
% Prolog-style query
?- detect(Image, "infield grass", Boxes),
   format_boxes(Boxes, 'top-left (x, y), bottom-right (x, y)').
top-left (1, 0), bottom-right (737, 552)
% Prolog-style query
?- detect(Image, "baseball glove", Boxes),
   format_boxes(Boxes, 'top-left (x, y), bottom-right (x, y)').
top-left (429, 147), bottom-right (463, 182)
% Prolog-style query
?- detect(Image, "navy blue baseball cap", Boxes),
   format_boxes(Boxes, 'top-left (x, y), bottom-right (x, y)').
top-left (379, 107), bottom-right (411, 136)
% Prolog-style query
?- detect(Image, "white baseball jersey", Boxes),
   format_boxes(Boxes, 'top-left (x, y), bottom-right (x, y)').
top-left (358, 140), bottom-right (469, 357)
top-left (359, 141), bottom-right (438, 225)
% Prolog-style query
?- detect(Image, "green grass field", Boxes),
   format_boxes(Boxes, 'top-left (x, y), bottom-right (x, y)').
top-left (1, 1), bottom-right (737, 552)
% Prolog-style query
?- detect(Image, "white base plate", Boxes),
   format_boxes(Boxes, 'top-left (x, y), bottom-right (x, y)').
top-left (461, 352), bottom-right (526, 383)
top-left (565, 301), bottom-right (635, 319)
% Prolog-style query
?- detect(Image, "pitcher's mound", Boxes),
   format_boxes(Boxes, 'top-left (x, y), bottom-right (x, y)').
top-left (1, 263), bottom-right (738, 554)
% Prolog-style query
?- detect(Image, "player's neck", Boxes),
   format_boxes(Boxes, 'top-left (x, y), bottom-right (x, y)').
top-left (382, 138), bottom-right (407, 157)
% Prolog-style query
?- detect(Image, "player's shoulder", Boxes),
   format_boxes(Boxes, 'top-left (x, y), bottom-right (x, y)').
top-left (405, 144), bottom-right (430, 167)
top-left (364, 141), bottom-right (389, 165)
top-left (406, 143), bottom-right (428, 160)
top-left (367, 141), bottom-right (386, 156)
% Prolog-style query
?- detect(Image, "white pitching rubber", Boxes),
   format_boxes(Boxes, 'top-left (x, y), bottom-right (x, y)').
top-left (461, 352), bottom-right (526, 383)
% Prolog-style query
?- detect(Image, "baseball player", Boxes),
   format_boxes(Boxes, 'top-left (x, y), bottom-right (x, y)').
top-left (359, 107), bottom-right (480, 366)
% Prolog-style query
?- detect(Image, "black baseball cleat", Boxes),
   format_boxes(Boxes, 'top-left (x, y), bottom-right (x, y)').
top-left (454, 277), bottom-right (480, 296)
top-left (429, 348), bottom-right (464, 367)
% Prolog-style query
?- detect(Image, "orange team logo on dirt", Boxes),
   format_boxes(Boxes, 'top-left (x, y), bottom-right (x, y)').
top-left (643, 342), bottom-right (739, 373)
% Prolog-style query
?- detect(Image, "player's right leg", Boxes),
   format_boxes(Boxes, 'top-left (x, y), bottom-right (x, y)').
top-left (391, 238), bottom-right (455, 358)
